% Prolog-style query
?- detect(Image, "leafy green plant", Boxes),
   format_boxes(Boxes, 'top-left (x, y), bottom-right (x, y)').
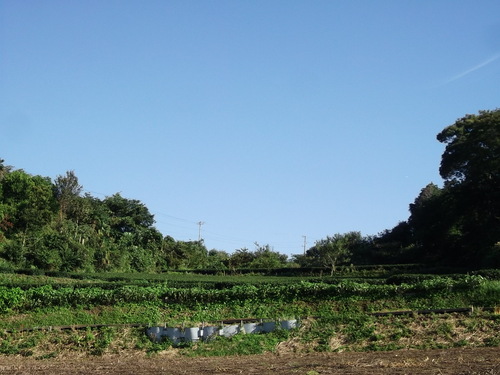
top-left (0, 286), bottom-right (24, 312)
top-left (183, 329), bottom-right (290, 357)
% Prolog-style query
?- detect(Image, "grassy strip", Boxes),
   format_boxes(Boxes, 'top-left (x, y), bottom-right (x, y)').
top-left (6, 307), bottom-right (496, 333)
top-left (0, 291), bottom-right (496, 332)
top-left (0, 271), bottom-right (498, 358)
top-left (0, 310), bottom-right (498, 358)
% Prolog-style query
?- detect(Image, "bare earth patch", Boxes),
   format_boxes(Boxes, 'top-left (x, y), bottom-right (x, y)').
top-left (0, 347), bottom-right (499, 375)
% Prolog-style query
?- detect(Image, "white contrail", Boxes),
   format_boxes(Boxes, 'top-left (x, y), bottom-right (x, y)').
top-left (445, 53), bottom-right (500, 83)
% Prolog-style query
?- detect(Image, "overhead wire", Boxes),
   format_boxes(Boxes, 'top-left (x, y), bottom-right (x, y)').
top-left (81, 190), bottom-right (304, 253)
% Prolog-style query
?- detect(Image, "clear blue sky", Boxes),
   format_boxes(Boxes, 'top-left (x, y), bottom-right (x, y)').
top-left (1, 1), bottom-right (499, 256)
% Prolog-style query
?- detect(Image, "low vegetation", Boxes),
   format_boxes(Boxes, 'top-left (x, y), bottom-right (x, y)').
top-left (0, 269), bottom-right (498, 357)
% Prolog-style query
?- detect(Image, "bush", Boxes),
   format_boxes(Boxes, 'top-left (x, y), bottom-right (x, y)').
top-left (0, 286), bottom-right (24, 313)
top-left (386, 274), bottom-right (438, 285)
top-left (472, 269), bottom-right (500, 280)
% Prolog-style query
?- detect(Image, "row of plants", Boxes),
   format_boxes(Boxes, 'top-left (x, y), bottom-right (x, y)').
top-left (0, 270), bottom-right (317, 288)
top-left (1, 275), bottom-right (497, 314)
top-left (3, 267), bottom-right (499, 290)
top-left (4, 263), bottom-right (486, 279)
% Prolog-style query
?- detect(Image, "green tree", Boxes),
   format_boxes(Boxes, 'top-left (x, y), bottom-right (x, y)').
top-left (104, 193), bottom-right (155, 236)
top-left (0, 161), bottom-right (13, 246)
top-left (228, 248), bottom-right (255, 269)
top-left (249, 243), bottom-right (288, 269)
top-left (206, 249), bottom-right (230, 271)
top-left (306, 232), bottom-right (362, 275)
top-left (437, 110), bottom-right (500, 187)
top-left (161, 237), bottom-right (208, 270)
top-left (0, 159), bottom-right (13, 180)
top-left (407, 183), bottom-right (456, 261)
top-left (372, 222), bottom-right (414, 264)
top-left (53, 170), bottom-right (83, 220)
top-left (436, 109), bottom-right (500, 265)
top-left (1, 170), bottom-right (56, 233)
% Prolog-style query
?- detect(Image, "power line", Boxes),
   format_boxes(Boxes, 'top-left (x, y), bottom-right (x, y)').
top-left (148, 209), bottom-right (308, 254)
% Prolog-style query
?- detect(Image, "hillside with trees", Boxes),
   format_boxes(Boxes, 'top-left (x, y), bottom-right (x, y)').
top-left (0, 166), bottom-right (290, 272)
top-left (373, 109), bottom-right (500, 268)
top-left (1, 109), bottom-right (499, 272)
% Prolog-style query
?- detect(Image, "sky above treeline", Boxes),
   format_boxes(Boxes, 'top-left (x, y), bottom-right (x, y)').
top-left (1, 1), bottom-right (499, 255)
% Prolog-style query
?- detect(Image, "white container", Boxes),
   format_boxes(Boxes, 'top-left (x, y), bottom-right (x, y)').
top-left (261, 321), bottom-right (276, 333)
top-left (220, 324), bottom-right (240, 337)
top-left (184, 327), bottom-right (201, 342)
top-left (243, 322), bottom-right (261, 334)
top-left (280, 319), bottom-right (299, 330)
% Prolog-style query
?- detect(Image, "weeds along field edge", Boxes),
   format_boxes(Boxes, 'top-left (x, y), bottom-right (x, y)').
top-left (0, 309), bottom-right (498, 357)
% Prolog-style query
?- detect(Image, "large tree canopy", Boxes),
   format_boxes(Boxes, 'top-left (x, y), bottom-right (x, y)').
top-left (1, 170), bottom-right (56, 232)
top-left (374, 109), bottom-right (500, 267)
top-left (103, 193), bottom-right (155, 235)
top-left (440, 110), bottom-right (500, 262)
top-left (437, 109), bottom-right (500, 187)
top-left (416, 109), bottom-right (500, 265)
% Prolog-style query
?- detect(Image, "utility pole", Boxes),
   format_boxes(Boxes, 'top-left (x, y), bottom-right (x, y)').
top-left (197, 221), bottom-right (205, 242)
top-left (302, 235), bottom-right (307, 255)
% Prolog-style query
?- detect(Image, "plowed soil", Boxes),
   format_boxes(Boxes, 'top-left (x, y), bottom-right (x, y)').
top-left (0, 347), bottom-right (499, 375)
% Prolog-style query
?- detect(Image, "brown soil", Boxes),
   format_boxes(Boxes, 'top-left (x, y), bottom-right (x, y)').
top-left (0, 347), bottom-right (499, 375)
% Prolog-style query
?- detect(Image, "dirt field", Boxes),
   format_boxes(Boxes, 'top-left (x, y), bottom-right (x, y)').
top-left (0, 347), bottom-right (499, 375)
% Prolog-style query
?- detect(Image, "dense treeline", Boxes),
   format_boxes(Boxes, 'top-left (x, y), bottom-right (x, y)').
top-left (1, 109), bottom-right (499, 272)
top-left (373, 109), bottom-right (500, 268)
top-left (291, 110), bottom-right (500, 270)
top-left (0, 167), bottom-right (290, 272)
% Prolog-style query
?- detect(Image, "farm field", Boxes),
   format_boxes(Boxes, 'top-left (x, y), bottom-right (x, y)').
top-left (0, 267), bottom-right (499, 374)
top-left (0, 347), bottom-right (499, 375)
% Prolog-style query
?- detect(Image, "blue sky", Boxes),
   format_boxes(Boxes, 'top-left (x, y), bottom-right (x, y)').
top-left (1, 1), bottom-right (499, 256)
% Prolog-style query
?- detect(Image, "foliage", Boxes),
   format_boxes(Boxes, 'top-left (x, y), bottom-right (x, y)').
top-left (248, 243), bottom-right (288, 269)
top-left (373, 109), bottom-right (500, 267)
top-left (226, 244), bottom-right (288, 270)
top-left (437, 110), bottom-right (500, 186)
top-left (303, 232), bottom-right (364, 275)
top-left (0, 271), bottom-right (497, 317)
top-left (53, 170), bottom-right (83, 221)
top-left (0, 164), bottom-right (219, 273)
top-left (0, 270), bottom-right (498, 357)
top-left (183, 329), bottom-right (290, 357)
top-left (436, 110), bottom-right (500, 264)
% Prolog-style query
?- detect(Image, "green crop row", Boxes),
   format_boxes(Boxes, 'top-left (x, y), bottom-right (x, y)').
top-left (1, 275), bottom-right (497, 314)
top-left (3, 268), bottom-right (499, 291)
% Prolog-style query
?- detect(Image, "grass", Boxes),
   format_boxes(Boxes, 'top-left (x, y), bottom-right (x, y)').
top-left (0, 310), bottom-right (498, 357)
top-left (182, 329), bottom-right (291, 357)
top-left (471, 280), bottom-right (500, 306)
top-left (0, 270), bottom-right (498, 357)
top-left (0, 292), bottom-right (478, 331)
